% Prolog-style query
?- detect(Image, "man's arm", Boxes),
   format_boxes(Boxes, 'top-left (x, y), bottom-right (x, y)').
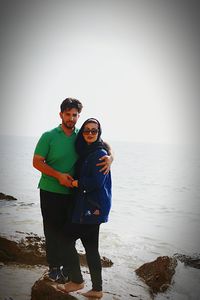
top-left (96, 141), bottom-right (114, 174)
top-left (33, 154), bottom-right (74, 187)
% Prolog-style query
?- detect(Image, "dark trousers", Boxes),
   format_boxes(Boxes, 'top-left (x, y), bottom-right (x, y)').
top-left (40, 189), bottom-right (74, 268)
top-left (63, 223), bottom-right (102, 291)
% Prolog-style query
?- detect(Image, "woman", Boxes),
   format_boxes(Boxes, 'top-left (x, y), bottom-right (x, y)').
top-left (57, 118), bottom-right (112, 298)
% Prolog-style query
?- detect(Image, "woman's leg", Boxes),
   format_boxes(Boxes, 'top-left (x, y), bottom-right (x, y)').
top-left (81, 224), bottom-right (102, 292)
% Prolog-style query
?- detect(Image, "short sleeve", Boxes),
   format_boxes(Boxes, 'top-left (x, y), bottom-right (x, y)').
top-left (34, 132), bottom-right (51, 158)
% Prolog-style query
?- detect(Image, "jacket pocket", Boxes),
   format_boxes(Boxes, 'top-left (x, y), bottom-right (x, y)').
top-left (84, 193), bottom-right (101, 216)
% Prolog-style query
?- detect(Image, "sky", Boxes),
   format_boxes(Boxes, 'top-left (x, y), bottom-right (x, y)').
top-left (0, 0), bottom-right (200, 144)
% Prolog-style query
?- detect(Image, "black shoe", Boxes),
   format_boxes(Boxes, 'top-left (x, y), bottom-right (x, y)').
top-left (46, 266), bottom-right (62, 282)
top-left (57, 267), bottom-right (69, 284)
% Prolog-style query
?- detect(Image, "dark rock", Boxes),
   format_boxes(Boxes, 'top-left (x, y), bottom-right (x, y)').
top-left (101, 256), bottom-right (114, 267)
top-left (31, 276), bottom-right (77, 300)
top-left (0, 192), bottom-right (17, 200)
top-left (79, 253), bottom-right (113, 268)
top-left (174, 253), bottom-right (200, 269)
top-left (0, 235), bottom-right (46, 265)
top-left (0, 234), bottom-right (113, 267)
top-left (135, 256), bottom-right (177, 294)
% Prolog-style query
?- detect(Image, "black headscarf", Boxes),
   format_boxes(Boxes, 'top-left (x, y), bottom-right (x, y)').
top-left (75, 118), bottom-right (109, 177)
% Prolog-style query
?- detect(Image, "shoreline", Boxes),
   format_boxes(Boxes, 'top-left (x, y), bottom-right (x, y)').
top-left (1, 193), bottom-right (200, 299)
top-left (1, 232), bottom-right (200, 300)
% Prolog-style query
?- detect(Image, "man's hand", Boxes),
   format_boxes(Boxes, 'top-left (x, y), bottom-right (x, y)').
top-left (57, 173), bottom-right (74, 187)
top-left (33, 155), bottom-right (74, 187)
top-left (96, 155), bottom-right (113, 174)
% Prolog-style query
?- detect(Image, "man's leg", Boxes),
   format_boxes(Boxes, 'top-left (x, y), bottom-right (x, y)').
top-left (40, 190), bottom-right (74, 281)
top-left (57, 224), bottom-right (84, 293)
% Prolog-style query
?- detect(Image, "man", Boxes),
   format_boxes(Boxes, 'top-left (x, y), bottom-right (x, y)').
top-left (33, 98), bottom-right (112, 283)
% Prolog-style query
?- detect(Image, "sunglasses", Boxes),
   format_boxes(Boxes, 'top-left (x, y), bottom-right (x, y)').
top-left (83, 128), bottom-right (99, 135)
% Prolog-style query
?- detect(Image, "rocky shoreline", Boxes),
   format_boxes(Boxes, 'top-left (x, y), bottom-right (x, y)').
top-left (0, 233), bottom-right (114, 300)
top-left (1, 233), bottom-right (200, 299)
top-left (0, 233), bottom-right (113, 268)
top-left (0, 192), bottom-right (200, 299)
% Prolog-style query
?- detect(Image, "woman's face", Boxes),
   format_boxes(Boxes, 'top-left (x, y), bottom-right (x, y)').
top-left (82, 122), bottom-right (99, 144)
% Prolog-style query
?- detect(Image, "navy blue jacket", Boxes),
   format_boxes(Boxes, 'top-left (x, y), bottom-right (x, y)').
top-left (72, 148), bottom-right (112, 224)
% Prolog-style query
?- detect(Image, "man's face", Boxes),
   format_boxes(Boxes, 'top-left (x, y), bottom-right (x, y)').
top-left (59, 108), bottom-right (80, 130)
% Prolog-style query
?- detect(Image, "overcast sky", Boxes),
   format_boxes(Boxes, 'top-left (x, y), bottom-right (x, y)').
top-left (0, 0), bottom-right (200, 144)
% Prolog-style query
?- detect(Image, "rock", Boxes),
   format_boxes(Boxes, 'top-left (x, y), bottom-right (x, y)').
top-left (0, 192), bottom-right (17, 200)
top-left (101, 256), bottom-right (114, 267)
top-left (135, 256), bottom-right (177, 294)
top-left (0, 234), bottom-right (113, 267)
top-left (0, 262), bottom-right (4, 267)
top-left (174, 253), bottom-right (200, 269)
top-left (31, 276), bottom-right (77, 300)
top-left (0, 235), bottom-right (46, 265)
top-left (78, 253), bottom-right (113, 268)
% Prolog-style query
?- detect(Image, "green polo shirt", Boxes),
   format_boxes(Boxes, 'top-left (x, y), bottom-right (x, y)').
top-left (34, 125), bottom-right (79, 194)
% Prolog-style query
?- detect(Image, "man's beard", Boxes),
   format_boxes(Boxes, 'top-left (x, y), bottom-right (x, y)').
top-left (62, 120), bottom-right (75, 130)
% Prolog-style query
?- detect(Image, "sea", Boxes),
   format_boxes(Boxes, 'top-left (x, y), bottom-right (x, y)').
top-left (0, 135), bottom-right (200, 300)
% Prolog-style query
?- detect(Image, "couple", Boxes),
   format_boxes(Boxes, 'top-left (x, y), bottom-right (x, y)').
top-left (33, 98), bottom-right (113, 298)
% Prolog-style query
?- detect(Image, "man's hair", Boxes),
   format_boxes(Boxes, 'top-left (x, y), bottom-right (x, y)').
top-left (60, 98), bottom-right (83, 113)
